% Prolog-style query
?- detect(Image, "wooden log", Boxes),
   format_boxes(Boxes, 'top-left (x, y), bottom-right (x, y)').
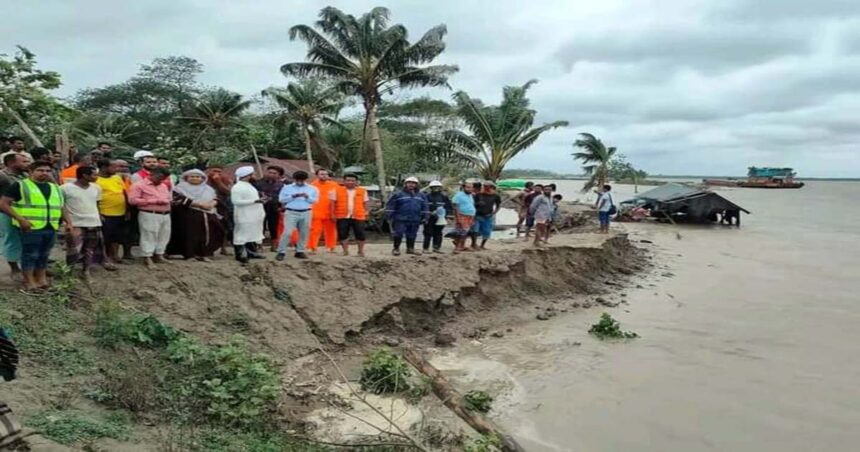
top-left (402, 348), bottom-right (525, 452)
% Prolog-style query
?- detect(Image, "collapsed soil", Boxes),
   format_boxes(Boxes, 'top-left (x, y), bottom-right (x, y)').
top-left (1, 220), bottom-right (649, 449)
top-left (85, 230), bottom-right (647, 356)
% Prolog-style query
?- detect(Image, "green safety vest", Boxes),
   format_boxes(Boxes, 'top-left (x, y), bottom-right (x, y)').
top-left (11, 179), bottom-right (64, 230)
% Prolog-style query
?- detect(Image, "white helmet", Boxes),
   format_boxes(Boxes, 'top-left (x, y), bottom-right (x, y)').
top-left (133, 150), bottom-right (154, 160)
top-left (428, 180), bottom-right (443, 187)
top-left (404, 176), bottom-right (419, 183)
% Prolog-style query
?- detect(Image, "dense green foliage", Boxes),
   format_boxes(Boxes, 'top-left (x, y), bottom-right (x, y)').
top-left (589, 313), bottom-right (639, 340)
top-left (0, 46), bottom-right (65, 145)
top-left (359, 348), bottom-right (411, 394)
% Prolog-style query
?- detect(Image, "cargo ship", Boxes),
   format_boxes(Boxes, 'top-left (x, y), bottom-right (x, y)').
top-left (704, 167), bottom-right (805, 189)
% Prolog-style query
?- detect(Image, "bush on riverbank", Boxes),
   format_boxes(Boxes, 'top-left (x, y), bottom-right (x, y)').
top-left (589, 313), bottom-right (639, 339)
top-left (360, 348), bottom-right (412, 394)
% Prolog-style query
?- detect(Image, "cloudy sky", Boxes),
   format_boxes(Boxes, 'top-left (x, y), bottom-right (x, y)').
top-left (6, 0), bottom-right (860, 177)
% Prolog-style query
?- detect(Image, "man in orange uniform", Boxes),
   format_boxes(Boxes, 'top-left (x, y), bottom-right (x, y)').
top-left (307, 168), bottom-right (338, 253)
top-left (330, 173), bottom-right (369, 256)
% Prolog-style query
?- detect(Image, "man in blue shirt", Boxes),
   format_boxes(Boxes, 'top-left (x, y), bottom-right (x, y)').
top-left (385, 176), bottom-right (428, 256)
top-left (276, 171), bottom-right (318, 260)
top-left (451, 182), bottom-right (476, 253)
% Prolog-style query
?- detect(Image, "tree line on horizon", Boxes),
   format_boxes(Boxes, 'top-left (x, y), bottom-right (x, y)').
top-left (0, 6), bottom-right (644, 194)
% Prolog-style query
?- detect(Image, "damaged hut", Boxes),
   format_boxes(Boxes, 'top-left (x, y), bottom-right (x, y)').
top-left (622, 183), bottom-right (750, 225)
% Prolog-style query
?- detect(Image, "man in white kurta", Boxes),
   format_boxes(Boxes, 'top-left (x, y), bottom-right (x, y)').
top-left (230, 166), bottom-right (265, 263)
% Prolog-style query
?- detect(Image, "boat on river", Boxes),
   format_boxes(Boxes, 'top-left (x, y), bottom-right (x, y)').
top-left (704, 167), bottom-right (805, 189)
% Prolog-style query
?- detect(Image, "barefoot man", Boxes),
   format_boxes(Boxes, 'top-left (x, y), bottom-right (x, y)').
top-left (330, 173), bottom-right (370, 256)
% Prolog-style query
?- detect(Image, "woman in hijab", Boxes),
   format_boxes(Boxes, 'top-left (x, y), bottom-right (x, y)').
top-left (166, 169), bottom-right (225, 261)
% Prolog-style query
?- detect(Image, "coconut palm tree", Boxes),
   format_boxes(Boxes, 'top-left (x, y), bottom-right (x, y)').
top-left (573, 132), bottom-right (617, 192)
top-left (281, 6), bottom-right (458, 197)
top-left (262, 79), bottom-right (344, 171)
top-left (442, 80), bottom-right (568, 181)
top-left (179, 88), bottom-right (251, 149)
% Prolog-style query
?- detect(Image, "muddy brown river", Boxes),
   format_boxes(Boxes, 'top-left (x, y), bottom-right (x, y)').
top-left (439, 180), bottom-right (860, 451)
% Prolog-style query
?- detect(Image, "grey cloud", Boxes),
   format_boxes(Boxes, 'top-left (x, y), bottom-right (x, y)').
top-left (711, 0), bottom-right (860, 21)
top-left (554, 24), bottom-right (811, 72)
top-left (4, 0), bottom-right (860, 176)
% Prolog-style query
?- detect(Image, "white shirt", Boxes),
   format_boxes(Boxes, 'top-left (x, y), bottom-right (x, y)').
top-left (61, 182), bottom-right (102, 227)
top-left (598, 192), bottom-right (615, 212)
top-left (231, 181), bottom-right (265, 245)
top-left (329, 187), bottom-right (369, 219)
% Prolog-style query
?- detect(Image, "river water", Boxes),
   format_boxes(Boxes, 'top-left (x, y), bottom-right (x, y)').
top-left (440, 180), bottom-right (860, 451)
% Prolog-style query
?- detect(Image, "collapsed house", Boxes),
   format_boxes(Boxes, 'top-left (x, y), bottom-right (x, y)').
top-left (621, 183), bottom-right (750, 225)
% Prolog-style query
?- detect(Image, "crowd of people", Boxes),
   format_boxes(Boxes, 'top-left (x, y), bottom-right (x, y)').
top-left (0, 134), bottom-right (606, 292)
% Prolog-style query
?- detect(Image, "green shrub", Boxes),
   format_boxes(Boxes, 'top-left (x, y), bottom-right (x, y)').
top-left (406, 375), bottom-right (433, 404)
top-left (48, 263), bottom-right (76, 305)
top-left (167, 335), bottom-right (281, 427)
top-left (463, 390), bottom-right (493, 413)
top-left (26, 410), bottom-right (130, 445)
top-left (589, 313), bottom-right (639, 340)
top-left (93, 300), bottom-right (179, 348)
top-left (359, 348), bottom-right (411, 394)
top-left (464, 433), bottom-right (502, 452)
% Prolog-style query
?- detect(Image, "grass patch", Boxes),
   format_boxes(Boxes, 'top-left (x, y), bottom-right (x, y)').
top-left (464, 433), bottom-right (502, 452)
top-left (26, 410), bottom-right (131, 445)
top-left (589, 313), bottom-right (639, 340)
top-left (0, 277), bottom-right (93, 375)
top-left (359, 348), bottom-right (411, 394)
top-left (194, 429), bottom-right (331, 452)
top-left (463, 390), bottom-right (493, 413)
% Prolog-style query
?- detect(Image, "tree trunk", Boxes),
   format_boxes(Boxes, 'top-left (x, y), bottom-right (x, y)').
top-left (1, 103), bottom-right (43, 147)
top-left (403, 348), bottom-right (525, 452)
top-left (302, 124), bottom-right (314, 173)
top-left (366, 104), bottom-right (388, 199)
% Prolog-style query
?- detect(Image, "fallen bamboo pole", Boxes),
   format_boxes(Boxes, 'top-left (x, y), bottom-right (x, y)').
top-left (402, 348), bottom-right (525, 452)
top-left (249, 144), bottom-right (264, 178)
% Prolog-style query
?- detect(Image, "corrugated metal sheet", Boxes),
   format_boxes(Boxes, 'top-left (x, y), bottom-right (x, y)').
top-left (634, 183), bottom-right (701, 202)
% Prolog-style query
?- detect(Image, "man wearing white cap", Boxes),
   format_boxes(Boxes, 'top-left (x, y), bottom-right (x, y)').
top-left (131, 151), bottom-right (171, 188)
top-left (231, 166), bottom-right (266, 263)
top-left (385, 176), bottom-right (428, 255)
top-left (422, 180), bottom-right (452, 253)
top-left (128, 167), bottom-right (172, 268)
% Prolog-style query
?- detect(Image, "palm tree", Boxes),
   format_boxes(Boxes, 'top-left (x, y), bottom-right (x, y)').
top-left (281, 6), bottom-right (458, 197)
top-left (262, 79), bottom-right (344, 171)
top-left (442, 80), bottom-right (568, 181)
top-left (179, 88), bottom-right (251, 149)
top-left (573, 132), bottom-right (617, 192)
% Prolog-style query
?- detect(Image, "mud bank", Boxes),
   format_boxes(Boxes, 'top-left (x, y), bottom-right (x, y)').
top-left (86, 233), bottom-right (647, 360)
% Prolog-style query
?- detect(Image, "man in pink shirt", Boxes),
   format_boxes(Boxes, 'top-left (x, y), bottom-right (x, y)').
top-left (128, 167), bottom-right (172, 268)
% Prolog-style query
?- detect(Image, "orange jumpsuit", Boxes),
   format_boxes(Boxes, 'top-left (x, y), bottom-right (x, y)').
top-left (307, 179), bottom-right (339, 251)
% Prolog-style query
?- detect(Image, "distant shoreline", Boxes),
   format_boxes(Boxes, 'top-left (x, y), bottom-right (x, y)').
top-left (502, 173), bottom-right (860, 182)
